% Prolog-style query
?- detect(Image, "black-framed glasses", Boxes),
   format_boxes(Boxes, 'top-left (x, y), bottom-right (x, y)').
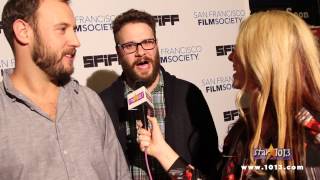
top-left (117, 38), bottom-right (157, 54)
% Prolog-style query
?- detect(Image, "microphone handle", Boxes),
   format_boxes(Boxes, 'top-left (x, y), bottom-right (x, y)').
top-left (140, 104), bottom-right (149, 129)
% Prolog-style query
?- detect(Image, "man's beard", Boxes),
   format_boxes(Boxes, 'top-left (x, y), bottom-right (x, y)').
top-left (121, 50), bottom-right (160, 88)
top-left (31, 32), bottom-right (74, 85)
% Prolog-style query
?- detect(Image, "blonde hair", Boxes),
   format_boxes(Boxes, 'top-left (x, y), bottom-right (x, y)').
top-left (236, 10), bottom-right (320, 179)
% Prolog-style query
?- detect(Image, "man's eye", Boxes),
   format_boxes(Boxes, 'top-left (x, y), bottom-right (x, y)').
top-left (123, 43), bottom-right (136, 49)
top-left (59, 27), bottom-right (67, 32)
top-left (143, 40), bottom-right (153, 45)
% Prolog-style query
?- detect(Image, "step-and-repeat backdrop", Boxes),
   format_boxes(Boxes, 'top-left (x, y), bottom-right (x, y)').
top-left (0, 0), bottom-right (252, 148)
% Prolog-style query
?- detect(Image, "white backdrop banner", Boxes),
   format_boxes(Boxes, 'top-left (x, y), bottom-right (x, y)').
top-left (0, 0), bottom-right (250, 148)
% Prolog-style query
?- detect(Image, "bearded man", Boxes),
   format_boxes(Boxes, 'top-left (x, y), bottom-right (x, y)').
top-left (99, 9), bottom-right (221, 180)
top-left (0, 0), bottom-right (130, 179)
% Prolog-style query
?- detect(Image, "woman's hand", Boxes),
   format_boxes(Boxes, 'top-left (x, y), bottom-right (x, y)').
top-left (137, 116), bottom-right (179, 171)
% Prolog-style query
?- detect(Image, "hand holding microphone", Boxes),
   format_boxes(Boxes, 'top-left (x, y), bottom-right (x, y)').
top-left (137, 116), bottom-right (165, 155)
top-left (137, 116), bottom-right (179, 171)
top-left (127, 81), bottom-right (179, 171)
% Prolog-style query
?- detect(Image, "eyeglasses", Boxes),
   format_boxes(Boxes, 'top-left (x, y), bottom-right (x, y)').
top-left (117, 38), bottom-right (157, 54)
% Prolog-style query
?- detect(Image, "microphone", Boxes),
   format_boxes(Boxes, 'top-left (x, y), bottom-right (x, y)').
top-left (127, 81), bottom-right (154, 129)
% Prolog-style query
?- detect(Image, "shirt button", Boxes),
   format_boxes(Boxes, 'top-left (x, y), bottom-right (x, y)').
top-left (63, 150), bottom-right (68, 155)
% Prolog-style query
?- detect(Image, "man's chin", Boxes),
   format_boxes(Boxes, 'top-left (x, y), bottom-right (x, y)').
top-left (134, 67), bottom-right (152, 76)
top-left (137, 73), bottom-right (159, 87)
top-left (49, 69), bottom-right (73, 85)
top-left (54, 74), bottom-right (71, 85)
top-left (136, 70), bottom-right (154, 79)
top-left (133, 69), bottom-right (150, 79)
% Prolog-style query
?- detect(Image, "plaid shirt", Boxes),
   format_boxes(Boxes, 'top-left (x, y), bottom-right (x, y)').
top-left (124, 70), bottom-right (168, 180)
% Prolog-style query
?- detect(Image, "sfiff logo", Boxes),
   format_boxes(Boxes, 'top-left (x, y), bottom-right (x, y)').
top-left (83, 54), bottom-right (119, 68)
top-left (216, 45), bottom-right (235, 56)
top-left (223, 109), bottom-right (239, 121)
top-left (153, 15), bottom-right (179, 26)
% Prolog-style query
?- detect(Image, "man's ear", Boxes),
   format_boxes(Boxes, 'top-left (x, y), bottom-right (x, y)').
top-left (115, 46), bottom-right (123, 64)
top-left (115, 46), bottom-right (120, 55)
top-left (12, 19), bottom-right (33, 45)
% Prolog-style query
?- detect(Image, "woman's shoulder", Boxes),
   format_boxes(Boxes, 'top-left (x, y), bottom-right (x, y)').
top-left (223, 119), bottom-right (247, 150)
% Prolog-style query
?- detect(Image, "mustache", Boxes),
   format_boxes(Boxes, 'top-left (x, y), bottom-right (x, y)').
top-left (61, 48), bottom-right (77, 57)
top-left (132, 57), bottom-right (152, 66)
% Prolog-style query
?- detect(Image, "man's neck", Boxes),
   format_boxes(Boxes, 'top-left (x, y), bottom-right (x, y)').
top-left (12, 51), bottom-right (60, 96)
top-left (147, 73), bottom-right (160, 92)
top-left (11, 65), bottom-right (59, 97)
top-left (10, 63), bottom-right (60, 121)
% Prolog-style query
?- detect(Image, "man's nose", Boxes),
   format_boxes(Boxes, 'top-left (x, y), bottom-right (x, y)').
top-left (135, 44), bottom-right (145, 56)
top-left (69, 31), bottom-right (81, 48)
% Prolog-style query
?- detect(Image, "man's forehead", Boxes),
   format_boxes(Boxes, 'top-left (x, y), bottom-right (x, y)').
top-left (37, 0), bottom-right (71, 15)
top-left (36, 0), bottom-right (75, 24)
top-left (117, 22), bottom-right (154, 42)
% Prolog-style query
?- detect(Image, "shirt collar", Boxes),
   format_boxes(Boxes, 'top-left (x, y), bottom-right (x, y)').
top-left (2, 68), bottom-right (80, 101)
top-left (153, 70), bottom-right (164, 93)
top-left (2, 69), bottom-right (21, 102)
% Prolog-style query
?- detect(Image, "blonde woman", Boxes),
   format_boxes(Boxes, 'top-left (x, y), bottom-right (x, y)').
top-left (137, 10), bottom-right (320, 179)
top-left (222, 10), bottom-right (320, 179)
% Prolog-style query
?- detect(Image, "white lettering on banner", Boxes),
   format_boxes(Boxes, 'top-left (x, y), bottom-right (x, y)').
top-left (75, 15), bottom-right (115, 23)
top-left (198, 17), bottom-right (243, 25)
top-left (76, 23), bottom-right (112, 32)
top-left (160, 46), bottom-right (202, 64)
top-left (193, 9), bottom-right (246, 26)
top-left (160, 54), bottom-right (198, 63)
top-left (241, 165), bottom-right (304, 171)
top-left (160, 46), bottom-right (202, 55)
top-left (75, 15), bottom-right (115, 32)
top-left (193, 10), bottom-right (246, 18)
top-left (201, 76), bottom-right (233, 86)
top-left (202, 76), bottom-right (233, 93)
top-left (0, 59), bottom-right (15, 69)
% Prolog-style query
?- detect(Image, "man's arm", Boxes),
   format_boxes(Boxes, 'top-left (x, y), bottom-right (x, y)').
top-left (101, 102), bottom-right (131, 180)
top-left (89, 89), bottom-right (130, 180)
